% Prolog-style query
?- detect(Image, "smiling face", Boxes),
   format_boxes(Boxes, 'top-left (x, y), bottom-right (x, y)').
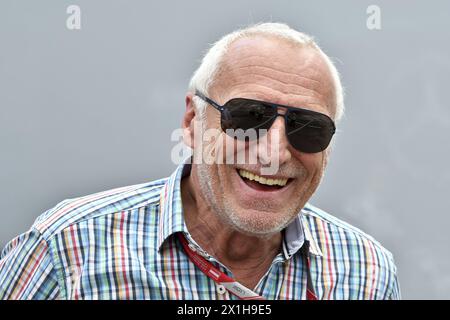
top-left (186, 35), bottom-right (336, 237)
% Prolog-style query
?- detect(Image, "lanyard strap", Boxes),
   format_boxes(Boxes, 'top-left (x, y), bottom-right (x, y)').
top-left (178, 232), bottom-right (318, 300)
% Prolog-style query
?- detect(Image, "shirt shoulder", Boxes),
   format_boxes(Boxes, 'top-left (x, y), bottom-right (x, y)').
top-left (302, 203), bottom-right (400, 299)
top-left (33, 177), bottom-right (167, 241)
top-left (302, 203), bottom-right (397, 272)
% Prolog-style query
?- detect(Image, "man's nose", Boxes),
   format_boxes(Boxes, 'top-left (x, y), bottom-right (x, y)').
top-left (258, 116), bottom-right (292, 165)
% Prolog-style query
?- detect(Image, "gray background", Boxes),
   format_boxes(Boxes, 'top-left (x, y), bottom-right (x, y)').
top-left (0, 0), bottom-right (449, 299)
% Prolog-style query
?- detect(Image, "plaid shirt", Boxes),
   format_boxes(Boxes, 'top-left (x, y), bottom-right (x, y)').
top-left (0, 162), bottom-right (400, 300)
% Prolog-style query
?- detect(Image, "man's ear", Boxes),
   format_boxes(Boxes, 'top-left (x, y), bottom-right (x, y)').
top-left (182, 93), bottom-right (197, 149)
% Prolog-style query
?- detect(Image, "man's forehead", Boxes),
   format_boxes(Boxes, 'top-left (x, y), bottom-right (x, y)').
top-left (223, 35), bottom-right (323, 70)
top-left (211, 35), bottom-right (336, 117)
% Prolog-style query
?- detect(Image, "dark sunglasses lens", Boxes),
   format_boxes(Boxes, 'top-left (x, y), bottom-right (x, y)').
top-left (286, 110), bottom-right (334, 153)
top-left (221, 99), bottom-right (276, 140)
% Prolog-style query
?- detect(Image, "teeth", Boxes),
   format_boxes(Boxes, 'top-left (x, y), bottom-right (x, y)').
top-left (238, 169), bottom-right (288, 187)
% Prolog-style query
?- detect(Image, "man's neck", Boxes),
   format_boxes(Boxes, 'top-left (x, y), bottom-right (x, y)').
top-left (181, 173), bottom-right (282, 289)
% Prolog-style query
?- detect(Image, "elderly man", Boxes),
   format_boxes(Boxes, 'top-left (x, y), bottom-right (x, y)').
top-left (0, 23), bottom-right (400, 300)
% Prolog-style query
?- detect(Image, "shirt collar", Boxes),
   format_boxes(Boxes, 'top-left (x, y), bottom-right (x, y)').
top-left (157, 160), bottom-right (323, 258)
top-left (301, 212), bottom-right (323, 257)
top-left (157, 160), bottom-right (191, 251)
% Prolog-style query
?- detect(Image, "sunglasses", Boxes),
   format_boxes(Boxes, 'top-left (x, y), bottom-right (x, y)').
top-left (195, 90), bottom-right (336, 153)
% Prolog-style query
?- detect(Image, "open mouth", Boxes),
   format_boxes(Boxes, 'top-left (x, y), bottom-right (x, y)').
top-left (237, 169), bottom-right (292, 192)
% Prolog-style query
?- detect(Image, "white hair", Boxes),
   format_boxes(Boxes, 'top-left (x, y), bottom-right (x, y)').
top-left (188, 22), bottom-right (345, 123)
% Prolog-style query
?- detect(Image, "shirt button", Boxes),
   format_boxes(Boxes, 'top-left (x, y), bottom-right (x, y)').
top-left (217, 285), bottom-right (226, 295)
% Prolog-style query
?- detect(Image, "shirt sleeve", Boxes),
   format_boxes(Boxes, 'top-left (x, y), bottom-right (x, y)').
top-left (384, 251), bottom-right (401, 300)
top-left (0, 228), bottom-right (60, 300)
top-left (388, 270), bottom-right (401, 300)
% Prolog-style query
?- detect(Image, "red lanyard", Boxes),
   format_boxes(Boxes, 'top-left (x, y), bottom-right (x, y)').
top-left (178, 232), bottom-right (318, 300)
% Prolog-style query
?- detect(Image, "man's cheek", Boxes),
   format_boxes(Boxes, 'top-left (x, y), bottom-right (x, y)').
top-left (201, 129), bottom-right (226, 165)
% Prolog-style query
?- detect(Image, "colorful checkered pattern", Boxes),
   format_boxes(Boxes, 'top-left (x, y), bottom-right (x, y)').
top-left (0, 163), bottom-right (400, 299)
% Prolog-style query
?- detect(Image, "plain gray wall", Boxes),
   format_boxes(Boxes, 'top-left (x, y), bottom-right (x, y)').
top-left (1, 0), bottom-right (449, 299)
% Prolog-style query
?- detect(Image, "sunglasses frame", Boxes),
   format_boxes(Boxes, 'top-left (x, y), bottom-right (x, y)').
top-left (194, 90), bottom-right (336, 153)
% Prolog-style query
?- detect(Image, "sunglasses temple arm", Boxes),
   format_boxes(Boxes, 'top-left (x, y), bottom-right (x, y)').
top-left (194, 90), bottom-right (224, 111)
